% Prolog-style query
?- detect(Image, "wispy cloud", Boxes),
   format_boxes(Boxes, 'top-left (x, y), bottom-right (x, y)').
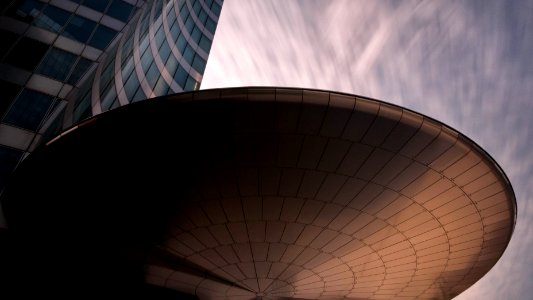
top-left (203, 0), bottom-right (533, 298)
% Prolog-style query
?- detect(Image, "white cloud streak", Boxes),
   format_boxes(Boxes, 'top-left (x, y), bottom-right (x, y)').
top-left (203, 0), bottom-right (533, 298)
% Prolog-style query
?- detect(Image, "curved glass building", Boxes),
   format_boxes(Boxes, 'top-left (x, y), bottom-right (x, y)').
top-left (66, 0), bottom-right (223, 126)
top-left (0, 0), bottom-right (222, 190)
top-left (0, 0), bottom-right (145, 188)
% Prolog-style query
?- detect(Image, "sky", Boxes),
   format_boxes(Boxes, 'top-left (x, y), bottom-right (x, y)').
top-left (202, 0), bottom-right (533, 299)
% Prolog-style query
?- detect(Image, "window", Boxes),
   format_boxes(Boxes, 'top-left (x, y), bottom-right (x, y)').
top-left (106, 0), bottom-right (134, 22)
top-left (191, 54), bottom-right (206, 73)
top-left (193, 27), bottom-right (203, 45)
top-left (100, 84), bottom-right (117, 111)
top-left (179, 5), bottom-right (189, 21)
top-left (198, 10), bottom-right (208, 26)
top-left (67, 57), bottom-right (93, 85)
top-left (139, 15), bottom-right (150, 39)
top-left (7, 0), bottom-right (44, 23)
top-left (41, 102), bottom-right (66, 143)
top-left (99, 62), bottom-right (115, 95)
top-left (64, 16), bottom-right (97, 43)
top-left (72, 74), bottom-right (93, 123)
top-left (185, 76), bottom-right (199, 91)
top-left (199, 35), bottom-right (212, 53)
top-left (173, 66), bottom-right (188, 88)
top-left (182, 45), bottom-right (194, 64)
top-left (159, 40), bottom-right (171, 63)
top-left (4, 37), bottom-right (49, 71)
top-left (170, 22), bottom-right (180, 40)
top-left (88, 25), bottom-right (117, 49)
top-left (153, 76), bottom-right (169, 96)
top-left (140, 5), bottom-right (151, 19)
top-left (152, 16), bottom-right (163, 31)
top-left (205, 17), bottom-right (216, 33)
top-left (121, 58), bottom-right (135, 83)
top-left (37, 47), bottom-right (77, 81)
top-left (140, 47), bottom-right (153, 71)
top-left (153, 0), bottom-right (164, 19)
top-left (165, 55), bottom-right (179, 79)
top-left (131, 85), bottom-right (146, 102)
top-left (110, 98), bottom-right (120, 109)
top-left (192, 1), bottom-right (202, 15)
top-left (154, 27), bottom-right (166, 48)
top-left (82, 0), bottom-right (109, 12)
top-left (121, 35), bottom-right (134, 64)
top-left (74, 73), bottom-right (93, 110)
top-left (34, 5), bottom-right (71, 33)
top-left (73, 91), bottom-right (92, 123)
top-left (178, 0), bottom-right (187, 11)
top-left (145, 63), bottom-right (160, 88)
top-left (139, 37), bottom-right (150, 57)
top-left (167, 6), bottom-right (177, 25)
top-left (211, 2), bottom-right (222, 16)
top-left (101, 49), bottom-right (116, 71)
top-left (3, 89), bottom-right (55, 131)
top-left (185, 16), bottom-right (195, 33)
top-left (123, 71), bottom-right (140, 101)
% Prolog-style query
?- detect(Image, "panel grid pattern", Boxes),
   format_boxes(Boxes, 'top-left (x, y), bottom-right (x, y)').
top-left (143, 87), bottom-right (515, 299)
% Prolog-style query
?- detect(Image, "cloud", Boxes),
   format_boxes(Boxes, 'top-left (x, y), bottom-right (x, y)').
top-left (203, 0), bottom-right (533, 298)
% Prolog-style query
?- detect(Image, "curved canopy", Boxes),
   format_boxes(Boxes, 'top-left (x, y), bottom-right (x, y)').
top-left (2, 87), bottom-right (516, 299)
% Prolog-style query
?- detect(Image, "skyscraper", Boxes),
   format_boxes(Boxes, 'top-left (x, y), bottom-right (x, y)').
top-left (0, 0), bottom-right (143, 187)
top-left (0, 0), bottom-right (223, 189)
top-left (64, 0), bottom-right (222, 127)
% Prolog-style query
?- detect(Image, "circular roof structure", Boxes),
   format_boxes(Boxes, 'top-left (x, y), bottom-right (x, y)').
top-left (1, 87), bottom-right (516, 299)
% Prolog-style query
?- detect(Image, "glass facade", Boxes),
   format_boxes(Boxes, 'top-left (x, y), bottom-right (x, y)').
top-left (3, 89), bottom-right (56, 131)
top-left (0, 0), bottom-right (145, 189)
top-left (0, 0), bottom-right (222, 191)
top-left (67, 0), bottom-right (223, 125)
